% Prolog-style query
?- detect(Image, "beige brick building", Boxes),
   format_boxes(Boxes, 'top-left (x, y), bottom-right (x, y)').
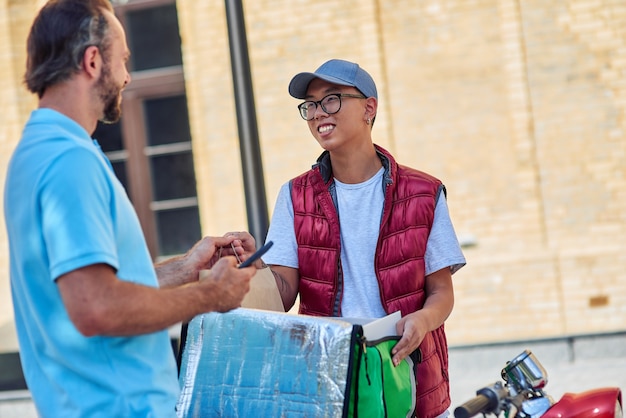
top-left (1, 0), bottom-right (625, 353)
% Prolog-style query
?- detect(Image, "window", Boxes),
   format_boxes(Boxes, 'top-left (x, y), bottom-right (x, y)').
top-left (95, 0), bottom-right (200, 259)
top-left (125, 3), bottom-right (183, 71)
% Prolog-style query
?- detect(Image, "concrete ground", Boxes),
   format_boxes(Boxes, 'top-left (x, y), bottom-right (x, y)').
top-left (448, 332), bottom-right (626, 413)
top-left (2, 332), bottom-right (625, 417)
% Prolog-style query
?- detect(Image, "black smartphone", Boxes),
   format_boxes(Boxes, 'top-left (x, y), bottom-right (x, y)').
top-left (238, 241), bottom-right (274, 268)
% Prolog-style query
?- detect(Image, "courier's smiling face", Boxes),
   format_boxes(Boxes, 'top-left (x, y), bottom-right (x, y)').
top-left (305, 78), bottom-right (371, 153)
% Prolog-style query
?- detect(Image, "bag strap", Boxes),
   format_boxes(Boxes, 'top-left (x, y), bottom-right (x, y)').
top-left (343, 324), bottom-right (364, 418)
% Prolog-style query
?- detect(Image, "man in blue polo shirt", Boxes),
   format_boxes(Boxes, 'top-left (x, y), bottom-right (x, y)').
top-left (3, 1), bottom-right (255, 417)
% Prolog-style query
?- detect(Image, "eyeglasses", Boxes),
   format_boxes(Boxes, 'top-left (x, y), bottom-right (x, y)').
top-left (297, 93), bottom-right (366, 121)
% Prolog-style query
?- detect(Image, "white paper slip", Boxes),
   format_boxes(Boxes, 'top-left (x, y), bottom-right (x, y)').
top-left (339, 310), bottom-right (401, 341)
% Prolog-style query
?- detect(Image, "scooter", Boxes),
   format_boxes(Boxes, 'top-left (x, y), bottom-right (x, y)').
top-left (454, 349), bottom-right (623, 418)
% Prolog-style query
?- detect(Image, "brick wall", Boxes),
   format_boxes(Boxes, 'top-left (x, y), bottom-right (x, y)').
top-left (1, 0), bottom-right (624, 346)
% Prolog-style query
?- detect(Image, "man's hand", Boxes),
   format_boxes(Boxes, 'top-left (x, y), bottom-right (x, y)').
top-left (185, 235), bottom-right (235, 271)
top-left (156, 235), bottom-right (238, 287)
top-left (222, 231), bottom-right (265, 268)
top-left (198, 256), bottom-right (255, 312)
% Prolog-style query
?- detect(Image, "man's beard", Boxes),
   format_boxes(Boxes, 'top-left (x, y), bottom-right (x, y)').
top-left (96, 64), bottom-right (123, 124)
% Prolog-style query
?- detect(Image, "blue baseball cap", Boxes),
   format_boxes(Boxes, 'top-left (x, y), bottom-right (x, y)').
top-left (288, 59), bottom-right (378, 100)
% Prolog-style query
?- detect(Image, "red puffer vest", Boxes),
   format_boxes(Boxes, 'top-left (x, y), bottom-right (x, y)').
top-left (290, 145), bottom-right (451, 418)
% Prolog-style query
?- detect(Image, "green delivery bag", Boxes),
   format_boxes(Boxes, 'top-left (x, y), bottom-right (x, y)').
top-left (346, 327), bottom-right (421, 418)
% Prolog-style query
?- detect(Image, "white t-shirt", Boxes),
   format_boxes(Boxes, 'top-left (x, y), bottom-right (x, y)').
top-left (264, 167), bottom-right (466, 318)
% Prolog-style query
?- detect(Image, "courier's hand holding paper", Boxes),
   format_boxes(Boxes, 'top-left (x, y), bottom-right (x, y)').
top-left (199, 266), bottom-right (284, 312)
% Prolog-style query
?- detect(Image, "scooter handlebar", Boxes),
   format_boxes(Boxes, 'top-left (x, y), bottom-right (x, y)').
top-left (454, 394), bottom-right (491, 418)
top-left (454, 383), bottom-right (505, 418)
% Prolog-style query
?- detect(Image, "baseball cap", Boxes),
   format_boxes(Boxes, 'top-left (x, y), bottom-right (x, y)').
top-left (288, 59), bottom-right (378, 100)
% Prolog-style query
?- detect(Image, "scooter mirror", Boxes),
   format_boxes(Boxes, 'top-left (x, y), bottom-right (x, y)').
top-left (501, 349), bottom-right (548, 392)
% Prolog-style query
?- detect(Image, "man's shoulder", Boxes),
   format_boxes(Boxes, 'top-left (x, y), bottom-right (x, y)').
top-left (23, 108), bottom-right (90, 143)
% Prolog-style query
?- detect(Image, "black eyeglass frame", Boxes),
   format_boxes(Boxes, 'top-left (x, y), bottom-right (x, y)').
top-left (297, 93), bottom-right (366, 121)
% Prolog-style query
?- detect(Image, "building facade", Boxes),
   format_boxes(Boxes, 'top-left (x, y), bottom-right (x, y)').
top-left (1, 0), bottom-right (625, 357)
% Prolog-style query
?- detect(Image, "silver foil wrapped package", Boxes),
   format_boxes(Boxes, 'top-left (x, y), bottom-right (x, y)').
top-left (176, 308), bottom-right (356, 418)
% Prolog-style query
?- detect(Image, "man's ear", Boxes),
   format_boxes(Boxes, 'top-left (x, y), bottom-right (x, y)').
top-left (365, 96), bottom-right (378, 120)
top-left (82, 45), bottom-right (102, 79)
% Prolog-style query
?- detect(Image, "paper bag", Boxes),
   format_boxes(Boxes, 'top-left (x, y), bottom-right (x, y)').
top-left (199, 267), bottom-right (284, 312)
top-left (240, 267), bottom-right (284, 311)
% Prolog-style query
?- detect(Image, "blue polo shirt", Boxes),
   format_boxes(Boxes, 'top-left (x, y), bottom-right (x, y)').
top-left (4, 109), bottom-right (179, 417)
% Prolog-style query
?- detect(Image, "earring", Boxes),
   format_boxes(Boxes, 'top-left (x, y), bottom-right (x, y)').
top-left (366, 118), bottom-right (371, 125)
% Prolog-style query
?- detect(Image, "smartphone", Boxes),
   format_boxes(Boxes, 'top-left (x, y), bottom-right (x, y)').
top-left (238, 241), bottom-right (274, 268)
